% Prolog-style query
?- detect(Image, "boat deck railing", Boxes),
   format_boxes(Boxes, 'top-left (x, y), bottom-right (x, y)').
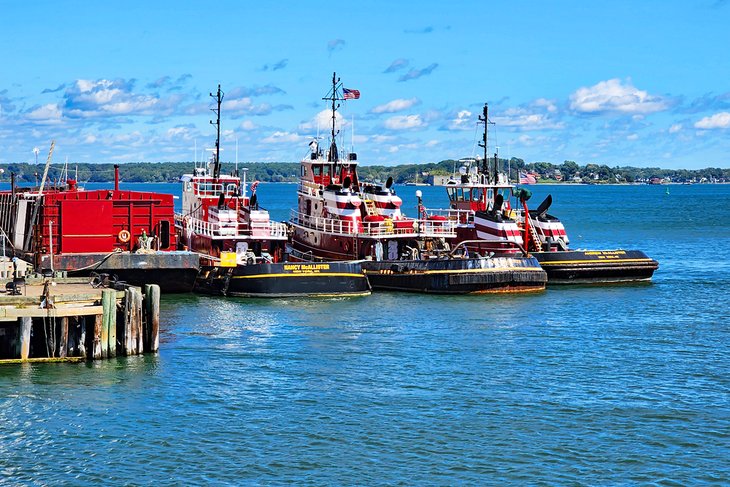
top-left (422, 207), bottom-right (476, 225)
top-left (175, 213), bottom-right (288, 240)
top-left (289, 209), bottom-right (457, 238)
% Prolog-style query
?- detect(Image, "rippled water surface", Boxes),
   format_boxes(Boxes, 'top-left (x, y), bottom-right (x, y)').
top-left (1, 183), bottom-right (729, 485)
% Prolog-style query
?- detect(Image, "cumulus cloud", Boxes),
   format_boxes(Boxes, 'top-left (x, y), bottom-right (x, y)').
top-left (384, 114), bottom-right (425, 130)
top-left (442, 110), bottom-right (473, 131)
top-left (371, 98), bottom-right (420, 114)
top-left (62, 78), bottom-right (180, 118)
top-left (327, 39), bottom-right (346, 52)
top-left (694, 112), bottom-right (730, 129)
top-left (262, 131), bottom-right (306, 144)
top-left (570, 78), bottom-right (668, 115)
top-left (25, 104), bottom-right (63, 124)
top-left (384, 58), bottom-right (409, 73)
top-left (398, 63), bottom-right (438, 82)
top-left (668, 123), bottom-right (682, 133)
top-left (299, 109), bottom-right (348, 133)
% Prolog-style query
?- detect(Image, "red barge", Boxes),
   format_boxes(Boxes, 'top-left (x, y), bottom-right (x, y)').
top-left (0, 162), bottom-right (199, 292)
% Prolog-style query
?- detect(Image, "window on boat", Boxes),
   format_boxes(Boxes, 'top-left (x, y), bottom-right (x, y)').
top-left (301, 166), bottom-right (307, 177)
top-left (313, 165), bottom-right (322, 177)
top-left (487, 188), bottom-right (494, 202)
top-left (446, 187), bottom-right (456, 201)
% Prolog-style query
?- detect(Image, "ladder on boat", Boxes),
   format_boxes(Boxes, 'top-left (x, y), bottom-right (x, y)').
top-left (364, 199), bottom-right (378, 216)
top-left (527, 215), bottom-right (543, 252)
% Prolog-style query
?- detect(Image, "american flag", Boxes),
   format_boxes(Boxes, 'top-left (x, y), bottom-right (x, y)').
top-left (250, 180), bottom-right (260, 193)
top-left (343, 88), bottom-right (360, 100)
top-left (519, 172), bottom-right (537, 185)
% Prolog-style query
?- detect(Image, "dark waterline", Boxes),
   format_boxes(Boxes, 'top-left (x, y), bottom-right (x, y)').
top-left (1, 183), bottom-right (729, 484)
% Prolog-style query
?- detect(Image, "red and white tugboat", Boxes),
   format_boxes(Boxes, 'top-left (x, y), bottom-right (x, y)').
top-left (0, 145), bottom-right (199, 292)
top-left (426, 103), bottom-right (659, 284)
top-left (289, 74), bottom-right (547, 293)
top-left (179, 85), bottom-right (370, 298)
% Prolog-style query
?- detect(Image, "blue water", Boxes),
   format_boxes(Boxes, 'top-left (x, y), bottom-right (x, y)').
top-left (2, 183), bottom-right (729, 485)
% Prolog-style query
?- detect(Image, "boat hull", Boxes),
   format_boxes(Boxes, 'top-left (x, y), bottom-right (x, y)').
top-left (361, 256), bottom-right (547, 294)
top-left (533, 250), bottom-right (659, 284)
top-left (43, 251), bottom-right (201, 293)
top-left (194, 261), bottom-right (371, 298)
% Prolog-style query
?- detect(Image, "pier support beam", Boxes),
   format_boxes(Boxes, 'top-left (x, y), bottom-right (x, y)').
top-left (144, 284), bottom-right (160, 353)
top-left (19, 317), bottom-right (31, 360)
top-left (59, 317), bottom-right (68, 358)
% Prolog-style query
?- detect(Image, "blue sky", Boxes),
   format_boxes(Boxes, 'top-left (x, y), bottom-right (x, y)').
top-left (1, 0), bottom-right (729, 169)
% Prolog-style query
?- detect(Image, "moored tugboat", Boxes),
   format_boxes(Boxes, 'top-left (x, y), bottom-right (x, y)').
top-left (424, 103), bottom-right (659, 284)
top-left (288, 74), bottom-right (547, 294)
top-left (180, 85), bottom-right (370, 298)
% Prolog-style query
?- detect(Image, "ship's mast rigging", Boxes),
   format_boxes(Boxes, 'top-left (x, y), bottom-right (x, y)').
top-left (210, 85), bottom-right (224, 179)
top-left (478, 103), bottom-right (496, 184)
top-left (322, 72), bottom-right (343, 163)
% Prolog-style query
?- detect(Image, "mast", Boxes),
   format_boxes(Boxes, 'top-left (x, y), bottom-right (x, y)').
top-left (477, 103), bottom-right (495, 184)
top-left (322, 72), bottom-right (341, 163)
top-left (210, 84), bottom-right (224, 179)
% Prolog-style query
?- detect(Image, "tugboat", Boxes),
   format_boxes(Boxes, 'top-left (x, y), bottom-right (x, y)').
top-left (179, 85), bottom-right (370, 298)
top-left (288, 73), bottom-right (547, 294)
top-left (425, 103), bottom-right (659, 284)
top-left (0, 145), bottom-right (199, 292)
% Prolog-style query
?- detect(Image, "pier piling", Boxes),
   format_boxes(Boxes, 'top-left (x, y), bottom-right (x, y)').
top-left (1, 279), bottom-right (161, 364)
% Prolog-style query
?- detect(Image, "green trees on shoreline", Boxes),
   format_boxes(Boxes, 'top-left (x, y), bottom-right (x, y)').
top-left (2, 159), bottom-right (728, 185)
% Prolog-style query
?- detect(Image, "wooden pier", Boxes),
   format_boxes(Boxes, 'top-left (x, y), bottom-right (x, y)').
top-left (0, 278), bottom-right (160, 364)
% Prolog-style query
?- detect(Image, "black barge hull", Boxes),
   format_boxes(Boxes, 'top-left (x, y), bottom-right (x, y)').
top-left (533, 250), bottom-right (659, 285)
top-left (194, 261), bottom-right (371, 298)
top-left (42, 251), bottom-right (200, 293)
top-left (362, 256), bottom-right (547, 294)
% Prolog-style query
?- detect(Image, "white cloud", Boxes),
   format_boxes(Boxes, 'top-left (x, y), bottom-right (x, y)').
top-left (262, 131), bottom-right (306, 144)
top-left (384, 114), bottom-right (424, 130)
top-left (25, 104), bottom-right (62, 124)
top-left (570, 78), bottom-right (668, 115)
top-left (299, 109), bottom-right (347, 133)
top-left (694, 112), bottom-right (730, 129)
top-left (496, 111), bottom-right (564, 130)
top-left (371, 98), bottom-right (420, 114)
top-left (627, 133), bottom-right (639, 141)
top-left (446, 110), bottom-right (473, 130)
top-left (668, 124), bottom-right (682, 133)
top-left (533, 98), bottom-right (558, 113)
top-left (239, 120), bottom-right (257, 131)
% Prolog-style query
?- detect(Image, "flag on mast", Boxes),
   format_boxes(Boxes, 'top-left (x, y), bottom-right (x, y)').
top-left (343, 88), bottom-right (360, 99)
top-left (519, 172), bottom-right (537, 185)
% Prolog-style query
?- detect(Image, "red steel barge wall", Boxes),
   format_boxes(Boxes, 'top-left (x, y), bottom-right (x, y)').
top-left (35, 189), bottom-right (178, 258)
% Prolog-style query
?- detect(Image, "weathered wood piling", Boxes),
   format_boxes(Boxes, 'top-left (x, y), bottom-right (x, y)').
top-left (0, 279), bottom-right (160, 364)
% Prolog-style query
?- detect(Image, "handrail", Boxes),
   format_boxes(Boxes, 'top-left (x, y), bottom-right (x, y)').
top-left (175, 213), bottom-right (288, 240)
top-left (289, 209), bottom-right (457, 238)
top-left (448, 239), bottom-right (528, 258)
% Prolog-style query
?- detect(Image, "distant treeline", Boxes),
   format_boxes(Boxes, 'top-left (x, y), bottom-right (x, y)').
top-left (3, 159), bottom-right (729, 185)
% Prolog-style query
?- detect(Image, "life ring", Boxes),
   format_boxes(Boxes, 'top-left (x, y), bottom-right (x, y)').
top-left (118, 229), bottom-right (131, 243)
